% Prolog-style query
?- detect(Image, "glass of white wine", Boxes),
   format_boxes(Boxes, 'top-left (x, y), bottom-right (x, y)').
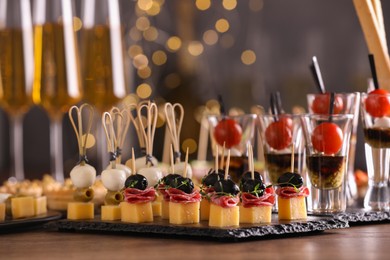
top-left (80, 0), bottom-right (128, 172)
top-left (0, 0), bottom-right (34, 181)
top-left (32, 0), bottom-right (82, 182)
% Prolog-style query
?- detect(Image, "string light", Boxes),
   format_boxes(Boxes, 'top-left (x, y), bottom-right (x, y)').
top-left (222, 0), bottom-right (237, 10)
top-left (152, 50), bottom-right (167, 66)
top-left (241, 50), bottom-right (256, 65)
top-left (203, 30), bottom-right (218, 45)
top-left (188, 41), bottom-right (204, 56)
top-left (215, 19), bottom-right (230, 33)
top-left (196, 0), bottom-right (211, 11)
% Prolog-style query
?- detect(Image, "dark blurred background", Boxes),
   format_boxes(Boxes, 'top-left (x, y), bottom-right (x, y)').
top-left (1, 0), bottom-right (389, 182)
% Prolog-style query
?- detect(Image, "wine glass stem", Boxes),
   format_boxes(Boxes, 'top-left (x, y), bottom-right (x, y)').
top-left (50, 117), bottom-right (64, 183)
top-left (10, 114), bottom-right (24, 181)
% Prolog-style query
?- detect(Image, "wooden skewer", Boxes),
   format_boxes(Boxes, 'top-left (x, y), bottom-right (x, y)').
top-left (131, 147), bottom-right (136, 175)
top-left (215, 145), bottom-right (219, 171)
top-left (170, 145), bottom-right (175, 174)
top-left (248, 144), bottom-right (254, 180)
top-left (137, 101), bottom-right (158, 167)
top-left (164, 103), bottom-right (184, 163)
top-left (290, 142), bottom-right (295, 173)
top-left (68, 104), bottom-right (94, 166)
top-left (184, 147), bottom-right (189, 178)
top-left (102, 112), bottom-right (117, 169)
top-left (220, 142), bottom-right (226, 170)
top-left (371, 0), bottom-right (387, 54)
top-left (110, 107), bottom-right (131, 163)
top-left (224, 150), bottom-right (230, 180)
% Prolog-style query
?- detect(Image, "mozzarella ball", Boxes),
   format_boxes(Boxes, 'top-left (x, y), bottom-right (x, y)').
top-left (70, 164), bottom-right (96, 188)
top-left (172, 162), bottom-right (193, 179)
top-left (101, 168), bottom-right (127, 191)
top-left (106, 163), bottom-right (132, 178)
top-left (374, 117), bottom-right (390, 128)
top-left (134, 156), bottom-right (159, 171)
top-left (138, 167), bottom-right (163, 187)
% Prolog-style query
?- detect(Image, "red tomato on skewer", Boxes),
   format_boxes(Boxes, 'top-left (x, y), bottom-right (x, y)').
top-left (311, 122), bottom-right (343, 155)
top-left (365, 89), bottom-right (390, 118)
top-left (265, 120), bottom-right (292, 150)
top-left (213, 118), bottom-right (242, 148)
top-left (311, 93), bottom-right (344, 114)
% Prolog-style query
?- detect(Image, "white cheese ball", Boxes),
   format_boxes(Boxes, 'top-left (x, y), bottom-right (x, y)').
top-left (172, 162), bottom-right (193, 179)
top-left (135, 156), bottom-right (159, 171)
top-left (138, 167), bottom-right (163, 187)
top-left (70, 164), bottom-right (96, 188)
top-left (106, 163), bottom-right (132, 178)
top-left (374, 117), bottom-right (390, 128)
top-left (101, 168), bottom-right (127, 191)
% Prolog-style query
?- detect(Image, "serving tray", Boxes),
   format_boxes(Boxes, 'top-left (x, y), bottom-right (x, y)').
top-left (52, 214), bottom-right (348, 241)
top-left (333, 209), bottom-right (390, 225)
top-left (0, 211), bottom-right (62, 233)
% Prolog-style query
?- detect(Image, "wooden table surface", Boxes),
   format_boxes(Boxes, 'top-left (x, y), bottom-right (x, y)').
top-left (1, 222), bottom-right (390, 259)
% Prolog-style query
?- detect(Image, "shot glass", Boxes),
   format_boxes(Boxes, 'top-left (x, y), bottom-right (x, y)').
top-left (360, 92), bottom-right (390, 211)
top-left (307, 93), bottom-right (360, 205)
top-left (207, 114), bottom-right (256, 183)
top-left (301, 114), bottom-right (353, 214)
top-left (257, 114), bottom-right (305, 186)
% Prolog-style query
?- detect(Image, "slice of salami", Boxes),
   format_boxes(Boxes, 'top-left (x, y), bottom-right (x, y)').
top-left (276, 186), bottom-right (310, 199)
top-left (210, 194), bottom-right (239, 208)
top-left (124, 187), bottom-right (156, 203)
top-left (166, 188), bottom-right (201, 204)
top-left (241, 191), bottom-right (275, 208)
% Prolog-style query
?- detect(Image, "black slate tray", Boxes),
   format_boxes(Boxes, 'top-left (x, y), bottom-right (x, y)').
top-left (0, 211), bottom-right (62, 233)
top-left (333, 209), bottom-right (390, 225)
top-left (51, 215), bottom-right (348, 241)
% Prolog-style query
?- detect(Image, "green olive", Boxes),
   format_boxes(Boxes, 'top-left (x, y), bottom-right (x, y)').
top-left (74, 187), bottom-right (94, 202)
top-left (104, 190), bottom-right (124, 205)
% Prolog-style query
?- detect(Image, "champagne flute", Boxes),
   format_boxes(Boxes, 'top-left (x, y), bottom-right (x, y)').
top-left (32, 0), bottom-right (82, 182)
top-left (0, 0), bottom-right (34, 181)
top-left (80, 0), bottom-right (128, 172)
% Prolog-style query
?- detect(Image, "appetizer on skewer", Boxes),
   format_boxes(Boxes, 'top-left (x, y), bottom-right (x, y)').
top-left (67, 104), bottom-right (96, 220)
top-left (239, 145), bottom-right (275, 224)
top-left (209, 150), bottom-right (240, 227)
top-left (167, 148), bottom-right (201, 224)
top-left (100, 112), bottom-right (126, 221)
top-left (199, 145), bottom-right (227, 221)
top-left (121, 149), bottom-right (156, 223)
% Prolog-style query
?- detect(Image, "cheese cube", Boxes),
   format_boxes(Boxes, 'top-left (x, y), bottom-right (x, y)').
top-left (34, 196), bottom-right (47, 215)
top-left (0, 203), bottom-right (5, 221)
top-left (209, 203), bottom-right (239, 227)
top-left (161, 200), bottom-right (169, 219)
top-left (152, 201), bottom-right (162, 217)
top-left (200, 199), bottom-right (210, 221)
top-left (239, 205), bottom-right (272, 224)
top-left (67, 202), bottom-right (94, 220)
top-left (101, 205), bottom-right (121, 221)
top-left (278, 196), bottom-right (307, 220)
top-left (169, 202), bottom-right (200, 224)
top-left (11, 196), bottom-right (35, 219)
top-left (120, 202), bottom-right (153, 223)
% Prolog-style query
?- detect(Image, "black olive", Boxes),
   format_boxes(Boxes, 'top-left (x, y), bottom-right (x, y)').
top-left (201, 169), bottom-right (225, 187)
top-left (277, 172), bottom-right (303, 188)
top-left (161, 174), bottom-right (182, 187)
top-left (213, 179), bottom-right (240, 196)
top-left (241, 179), bottom-right (266, 196)
top-left (173, 176), bottom-right (194, 194)
top-left (125, 174), bottom-right (148, 190)
top-left (239, 171), bottom-right (263, 189)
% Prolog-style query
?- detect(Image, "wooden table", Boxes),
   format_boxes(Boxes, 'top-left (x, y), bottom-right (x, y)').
top-left (1, 223), bottom-right (389, 259)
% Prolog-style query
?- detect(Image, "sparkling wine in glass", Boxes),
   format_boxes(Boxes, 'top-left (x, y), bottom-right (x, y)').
top-left (0, 0), bottom-right (34, 181)
top-left (32, 0), bottom-right (82, 182)
top-left (80, 0), bottom-right (128, 172)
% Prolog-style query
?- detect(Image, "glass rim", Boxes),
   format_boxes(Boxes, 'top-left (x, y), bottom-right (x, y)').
top-left (307, 92), bottom-right (360, 97)
top-left (301, 113), bottom-right (354, 120)
top-left (207, 113), bottom-right (257, 119)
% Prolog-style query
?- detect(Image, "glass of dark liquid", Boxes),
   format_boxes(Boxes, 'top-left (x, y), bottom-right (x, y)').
top-left (301, 113), bottom-right (353, 214)
top-left (257, 114), bottom-right (305, 186)
top-left (207, 114), bottom-right (256, 183)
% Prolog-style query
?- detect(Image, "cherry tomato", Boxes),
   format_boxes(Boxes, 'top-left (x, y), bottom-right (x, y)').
top-left (311, 93), bottom-right (344, 114)
top-left (279, 115), bottom-right (293, 130)
top-left (213, 118), bottom-right (242, 148)
top-left (265, 120), bottom-right (292, 150)
top-left (365, 89), bottom-right (390, 118)
top-left (311, 122), bottom-right (343, 155)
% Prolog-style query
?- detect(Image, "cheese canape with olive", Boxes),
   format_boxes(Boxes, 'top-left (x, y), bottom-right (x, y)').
top-left (209, 150), bottom-right (240, 227)
top-left (121, 149), bottom-right (156, 223)
top-left (165, 148), bottom-right (201, 224)
top-left (67, 104), bottom-right (96, 220)
top-left (239, 145), bottom-right (275, 223)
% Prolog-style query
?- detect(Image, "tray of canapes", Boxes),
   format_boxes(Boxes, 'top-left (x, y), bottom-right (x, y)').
top-left (0, 211), bottom-right (61, 233)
